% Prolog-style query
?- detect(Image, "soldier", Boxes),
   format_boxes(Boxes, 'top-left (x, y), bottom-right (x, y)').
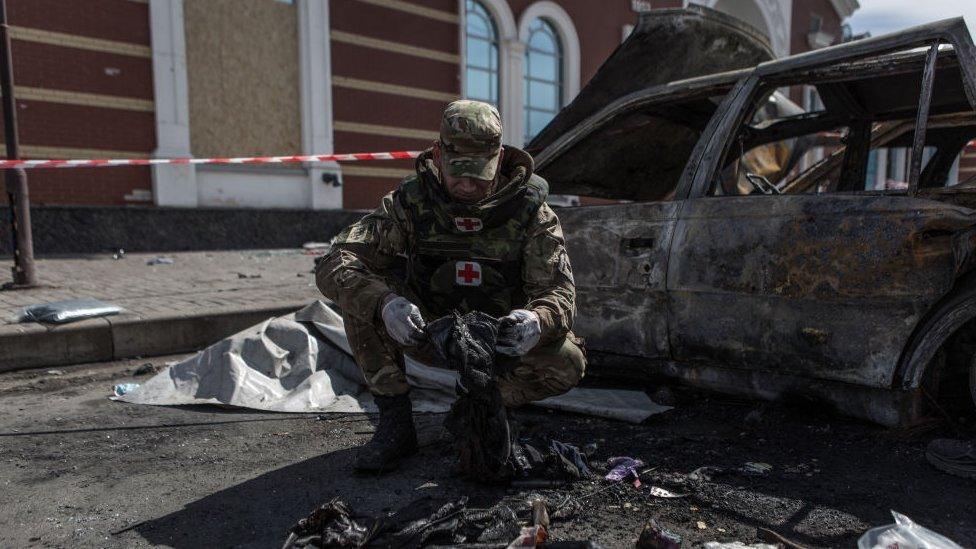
top-left (316, 100), bottom-right (585, 472)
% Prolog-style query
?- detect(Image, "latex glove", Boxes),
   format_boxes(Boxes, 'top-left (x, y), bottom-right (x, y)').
top-left (381, 295), bottom-right (427, 346)
top-left (496, 309), bottom-right (541, 356)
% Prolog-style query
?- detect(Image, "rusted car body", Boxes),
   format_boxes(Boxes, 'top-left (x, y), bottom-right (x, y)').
top-left (529, 7), bottom-right (976, 425)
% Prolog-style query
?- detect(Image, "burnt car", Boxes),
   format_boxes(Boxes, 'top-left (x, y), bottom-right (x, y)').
top-left (528, 7), bottom-right (976, 425)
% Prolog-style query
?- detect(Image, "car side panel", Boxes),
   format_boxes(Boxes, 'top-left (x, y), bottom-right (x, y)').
top-left (558, 202), bottom-right (678, 359)
top-left (667, 194), bottom-right (973, 387)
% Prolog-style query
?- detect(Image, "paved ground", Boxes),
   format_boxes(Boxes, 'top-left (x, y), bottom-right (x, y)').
top-left (0, 249), bottom-right (326, 370)
top-left (1, 356), bottom-right (974, 548)
top-left (0, 249), bottom-right (322, 321)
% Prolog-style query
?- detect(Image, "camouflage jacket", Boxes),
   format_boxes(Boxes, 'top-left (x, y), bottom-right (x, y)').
top-left (316, 146), bottom-right (576, 344)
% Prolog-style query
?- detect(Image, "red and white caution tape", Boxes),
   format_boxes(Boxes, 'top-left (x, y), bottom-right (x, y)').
top-left (0, 150), bottom-right (423, 170)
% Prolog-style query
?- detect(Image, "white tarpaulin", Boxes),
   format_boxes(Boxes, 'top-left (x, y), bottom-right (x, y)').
top-left (116, 301), bottom-right (670, 423)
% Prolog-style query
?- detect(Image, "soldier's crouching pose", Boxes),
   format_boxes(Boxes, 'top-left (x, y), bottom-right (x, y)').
top-left (316, 100), bottom-right (585, 473)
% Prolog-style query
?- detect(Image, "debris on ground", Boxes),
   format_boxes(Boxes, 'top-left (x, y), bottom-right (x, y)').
top-left (16, 298), bottom-right (122, 324)
top-left (430, 311), bottom-right (513, 483)
top-left (650, 386), bottom-right (677, 407)
top-left (113, 383), bottom-right (140, 397)
top-left (925, 438), bottom-right (976, 479)
top-left (283, 496), bottom-right (520, 548)
top-left (236, 272), bottom-right (262, 279)
top-left (605, 456), bottom-right (645, 487)
top-left (146, 257), bottom-right (174, 265)
top-left (858, 511), bottom-right (964, 549)
top-left (428, 311), bottom-right (600, 486)
top-left (636, 520), bottom-right (682, 549)
top-left (703, 542), bottom-right (778, 549)
top-left (132, 363), bottom-right (157, 376)
top-left (45, 369), bottom-right (64, 376)
top-left (647, 486), bottom-right (687, 499)
top-left (739, 462), bottom-right (772, 476)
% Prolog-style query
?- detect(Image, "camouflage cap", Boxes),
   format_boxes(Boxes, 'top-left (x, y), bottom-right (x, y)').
top-left (439, 100), bottom-right (503, 180)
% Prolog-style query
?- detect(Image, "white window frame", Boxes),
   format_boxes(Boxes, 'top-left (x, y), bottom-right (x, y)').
top-left (459, 0), bottom-right (517, 144)
top-left (517, 1), bottom-right (581, 146)
top-left (458, 0), bottom-right (580, 147)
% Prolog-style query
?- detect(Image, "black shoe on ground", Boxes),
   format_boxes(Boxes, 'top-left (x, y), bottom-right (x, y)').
top-left (926, 438), bottom-right (976, 479)
top-left (355, 393), bottom-right (418, 473)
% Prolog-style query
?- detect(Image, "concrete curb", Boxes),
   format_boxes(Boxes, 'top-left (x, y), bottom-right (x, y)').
top-left (0, 303), bottom-right (307, 372)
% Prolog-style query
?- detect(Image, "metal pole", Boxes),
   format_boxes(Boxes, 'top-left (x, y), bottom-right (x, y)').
top-left (0, 0), bottom-right (36, 287)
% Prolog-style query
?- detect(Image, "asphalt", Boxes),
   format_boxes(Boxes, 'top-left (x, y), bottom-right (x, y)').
top-left (1, 356), bottom-right (974, 548)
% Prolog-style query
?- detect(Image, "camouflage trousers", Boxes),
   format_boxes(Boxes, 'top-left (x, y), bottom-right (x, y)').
top-left (343, 312), bottom-right (586, 407)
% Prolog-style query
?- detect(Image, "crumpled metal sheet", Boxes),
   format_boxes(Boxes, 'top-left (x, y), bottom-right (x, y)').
top-left (115, 301), bottom-right (670, 423)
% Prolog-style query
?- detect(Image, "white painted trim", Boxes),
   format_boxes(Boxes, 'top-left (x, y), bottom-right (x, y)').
top-left (830, 0), bottom-right (860, 20)
top-left (516, 1), bottom-right (581, 147)
top-left (518, 1), bottom-right (581, 101)
top-left (149, 0), bottom-right (197, 207)
top-left (298, 0), bottom-right (342, 209)
top-left (460, 0), bottom-right (519, 145)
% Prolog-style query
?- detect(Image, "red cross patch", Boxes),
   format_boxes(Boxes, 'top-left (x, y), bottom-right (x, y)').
top-left (454, 217), bottom-right (483, 233)
top-left (455, 261), bottom-right (482, 286)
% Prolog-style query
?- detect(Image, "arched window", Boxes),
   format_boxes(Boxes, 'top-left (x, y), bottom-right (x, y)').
top-left (523, 18), bottom-right (562, 143)
top-left (464, 0), bottom-right (500, 107)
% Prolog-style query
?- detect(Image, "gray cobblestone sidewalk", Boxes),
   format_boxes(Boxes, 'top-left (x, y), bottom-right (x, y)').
top-left (0, 249), bottom-right (323, 321)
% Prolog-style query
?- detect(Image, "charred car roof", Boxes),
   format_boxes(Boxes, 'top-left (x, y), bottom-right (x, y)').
top-left (533, 14), bottom-right (976, 201)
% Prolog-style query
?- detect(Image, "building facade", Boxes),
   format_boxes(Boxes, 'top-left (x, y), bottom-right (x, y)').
top-left (22, 0), bottom-right (973, 212)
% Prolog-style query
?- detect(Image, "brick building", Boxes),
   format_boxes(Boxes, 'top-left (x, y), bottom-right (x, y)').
top-left (19, 0), bottom-right (960, 213)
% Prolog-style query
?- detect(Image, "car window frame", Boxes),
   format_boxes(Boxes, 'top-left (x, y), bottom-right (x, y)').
top-left (686, 18), bottom-right (976, 201)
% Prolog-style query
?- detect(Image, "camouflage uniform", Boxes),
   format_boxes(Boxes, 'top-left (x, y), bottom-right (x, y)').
top-left (316, 103), bottom-right (584, 408)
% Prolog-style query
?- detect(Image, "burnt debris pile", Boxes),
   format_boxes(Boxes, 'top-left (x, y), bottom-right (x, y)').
top-left (428, 311), bottom-right (513, 483)
top-left (282, 496), bottom-right (520, 549)
top-left (427, 311), bottom-right (595, 485)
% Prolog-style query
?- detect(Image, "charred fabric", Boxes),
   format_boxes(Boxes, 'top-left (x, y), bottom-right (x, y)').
top-left (286, 312), bottom-right (603, 548)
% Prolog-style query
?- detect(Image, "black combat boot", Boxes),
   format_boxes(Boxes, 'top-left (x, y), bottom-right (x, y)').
top-left (355, 393), bottom-right (418, 473)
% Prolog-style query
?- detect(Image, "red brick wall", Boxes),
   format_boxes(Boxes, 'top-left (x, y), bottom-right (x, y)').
top-left (334, 0), bottom-right (637, 210)
top-left (0, 0), bottom-right (155, 206)
top-left (331, 0), bottom-right (456, 210)
top-left (790, 0), bottom-right (844, 55)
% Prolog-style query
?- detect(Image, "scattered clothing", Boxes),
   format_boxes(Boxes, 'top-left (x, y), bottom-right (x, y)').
top-left (511, 439), bottom-right (593, 482)
top-left (926, 438), bottom-right (976, 479)
top-left (430, 311), bottom-right (513, 484)
top-left (546, 440), bottom-right (592, 479)
top-left (283, 496), bottom-right (519, 549)
top-left (284, 498), bottom-right (369, 548)
top-left (605, 457), bottom-right (645, 488)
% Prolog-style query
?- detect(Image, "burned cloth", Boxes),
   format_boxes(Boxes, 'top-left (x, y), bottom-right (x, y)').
top-left (511, 439), bottom-right (593, 481)
top-left (284, 496), bottom-right (519, 549)
top-left (427, 311), bottom-right (513, 483)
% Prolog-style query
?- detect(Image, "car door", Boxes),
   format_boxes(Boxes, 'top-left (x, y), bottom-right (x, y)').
top-left (559, 202), bottom-right (678, 360)
top-left (668, 192), bottom-right (972, 387)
